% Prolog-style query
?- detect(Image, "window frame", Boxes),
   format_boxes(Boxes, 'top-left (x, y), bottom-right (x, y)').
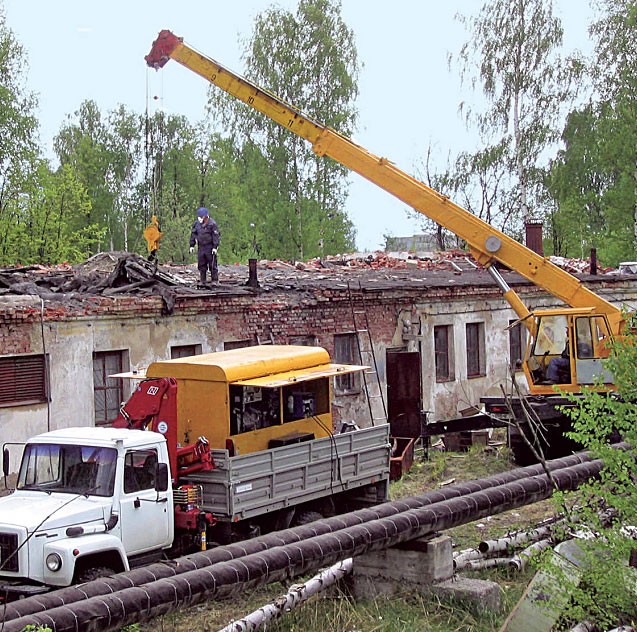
top-left (466, 322), bottom-right (486, 378)
top-left (93, 350), bottom-right (125, 426)
top-left (170, 344), bottom-right (202, 359)
top-left (434, 325), bottom-right (454, 382)
top-left (333, 333), bottom-right (361, 394)
top-left (224, 339), bottom-right (254, 351)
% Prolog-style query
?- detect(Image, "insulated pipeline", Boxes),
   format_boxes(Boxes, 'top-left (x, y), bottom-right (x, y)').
top-left (2, 458), bottom-right (604, 632)
top-left (0, 448), bottom-right (602, 622)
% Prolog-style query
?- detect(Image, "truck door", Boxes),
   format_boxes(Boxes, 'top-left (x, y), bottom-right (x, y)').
top-left (386, 349), bottom-right (422, 438)
top-left (119, 449), bottom-right (171, 554)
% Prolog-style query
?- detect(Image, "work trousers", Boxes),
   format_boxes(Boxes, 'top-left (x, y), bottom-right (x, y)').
top-left (198, 248), bottom-right (218, 283)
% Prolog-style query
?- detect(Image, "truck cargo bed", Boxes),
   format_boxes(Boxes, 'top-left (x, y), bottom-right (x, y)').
top-left (182, 424), bottom-right (391, 521)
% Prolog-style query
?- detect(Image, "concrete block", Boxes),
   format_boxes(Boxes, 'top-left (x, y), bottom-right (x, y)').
top-left (433, 576), bottom-right (503, 614)
top-left (348, 535), bottom-right (454, 600)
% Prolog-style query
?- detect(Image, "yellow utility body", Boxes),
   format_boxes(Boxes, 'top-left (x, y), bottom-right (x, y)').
top-left (145, 345), bottom-right (365, 455)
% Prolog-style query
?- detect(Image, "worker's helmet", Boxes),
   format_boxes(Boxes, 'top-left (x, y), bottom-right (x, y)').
top-left (197, 207), bottom-right (209, 218)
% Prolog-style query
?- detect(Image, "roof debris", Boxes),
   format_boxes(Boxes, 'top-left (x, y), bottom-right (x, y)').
top-left (0, 250), bottom-right (619, 315)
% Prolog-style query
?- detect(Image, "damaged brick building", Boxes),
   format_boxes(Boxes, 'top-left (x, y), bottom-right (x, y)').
top-left (2, 250), bottom-right (636, 471)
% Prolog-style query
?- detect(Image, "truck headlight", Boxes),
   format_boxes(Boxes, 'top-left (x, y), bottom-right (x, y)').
top-left (46, 553), bottom-right (62, 572)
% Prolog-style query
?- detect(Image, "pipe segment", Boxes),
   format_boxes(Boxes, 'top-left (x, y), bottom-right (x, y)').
top-left (0, 448), bottom-right (600, 622)
top-left (3, 458), bottom-right (605, 632)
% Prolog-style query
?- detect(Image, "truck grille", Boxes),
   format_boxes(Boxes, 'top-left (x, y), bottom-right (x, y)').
top-left (0, 533), bottom-right (18, 572)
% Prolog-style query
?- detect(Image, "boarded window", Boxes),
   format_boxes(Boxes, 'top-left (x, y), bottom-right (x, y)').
top-left (434, 326), bottom-right (454, 382)
top-left (93, 351), bottom-right (124, 426)
top-left (466, 322), bottom-right (486, 378)
top-left (170, 344), bottom-right (202, 359)
top-left (334, 333), bottom-right (360, 394)
top-left (0, 355), bottom-right (48, 407)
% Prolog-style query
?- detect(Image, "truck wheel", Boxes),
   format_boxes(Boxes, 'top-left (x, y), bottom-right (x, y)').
top-left (77, 566), bottom-right (115, 583)
top-left (292, 510), bottom-right (323, 526)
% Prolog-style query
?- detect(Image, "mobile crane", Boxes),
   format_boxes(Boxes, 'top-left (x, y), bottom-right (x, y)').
top-left (145, 30), bottom-right (630, 463)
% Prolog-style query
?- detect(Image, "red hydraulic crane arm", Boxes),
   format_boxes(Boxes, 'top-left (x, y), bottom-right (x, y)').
top-left (146, 30), bottom-right (624, 334)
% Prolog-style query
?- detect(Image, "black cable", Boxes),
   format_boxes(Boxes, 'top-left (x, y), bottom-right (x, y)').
top-left (312, 416), bottom-right (341, 493)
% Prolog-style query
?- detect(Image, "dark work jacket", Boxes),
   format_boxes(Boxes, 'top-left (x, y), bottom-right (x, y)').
top-left (190, 218), bottom-right (220, 250)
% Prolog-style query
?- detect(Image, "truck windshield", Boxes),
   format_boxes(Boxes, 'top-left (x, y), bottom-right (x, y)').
top-left (17, 444), bottom-right (118, 497)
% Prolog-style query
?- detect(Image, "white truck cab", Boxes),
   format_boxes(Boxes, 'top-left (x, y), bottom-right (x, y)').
top-left (0, 427), bottom-right (173, 597)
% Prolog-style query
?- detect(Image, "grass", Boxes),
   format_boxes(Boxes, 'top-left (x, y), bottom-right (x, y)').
top-left (140, 578), bottom-right (534, 632)
top-left (142, 434), bottom-right (560, 632)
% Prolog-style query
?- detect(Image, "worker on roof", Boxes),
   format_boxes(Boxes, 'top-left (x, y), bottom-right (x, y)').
top-left (189, 206), bottom-right (221, 287)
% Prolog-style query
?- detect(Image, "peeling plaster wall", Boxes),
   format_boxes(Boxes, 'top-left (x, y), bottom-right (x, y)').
top-left (2, 276), bottom-right (637, 473)
top-left (417, 296), bottom-right (517, 421)
top-left (414, 284), bottom-right (637, 422)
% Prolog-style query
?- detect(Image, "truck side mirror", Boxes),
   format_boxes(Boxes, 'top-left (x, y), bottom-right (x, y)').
top-left (2, 447), bottom-right (9, 478)
top-left (155, 462), bottom-right (169, 492)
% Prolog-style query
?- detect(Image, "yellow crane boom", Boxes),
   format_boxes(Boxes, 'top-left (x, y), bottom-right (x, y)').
top-left (145, 29), bottom-right (623, 336)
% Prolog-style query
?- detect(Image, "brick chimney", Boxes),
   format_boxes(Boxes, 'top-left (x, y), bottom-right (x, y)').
top-left (525, 220), bottom-right (543, 255)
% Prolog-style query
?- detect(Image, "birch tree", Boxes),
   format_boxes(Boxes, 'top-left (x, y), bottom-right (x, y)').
top-left (454, 0), bottom-right (581, 230)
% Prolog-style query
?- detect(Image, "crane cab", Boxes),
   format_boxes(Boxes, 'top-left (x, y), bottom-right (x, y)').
top-left (524, 309), bottom-right (615, 395)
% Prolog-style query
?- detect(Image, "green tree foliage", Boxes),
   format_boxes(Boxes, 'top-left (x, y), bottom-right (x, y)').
top-left (208, 0), bottom-right (357, 261)
top-left (548, 0), bottom-right (637, 266)
top-left (451, 0), bottom-right (580, 235)
top-left (143, 111), bottom-right (200, 221)
top-left (32, 163), bottom-right (105, 263)
top-left (54, 100), bottom-right (116, 252)
top-left (549, 322), bottom-right (637, 627)
top-left (0, 6), bottom-right (42, 264)
top-left (141, 111), bottom-right (201, 262)
top-left (106, 105), bottom-right (143, 253)
top-left (547, 105), bottom-right (614, 260)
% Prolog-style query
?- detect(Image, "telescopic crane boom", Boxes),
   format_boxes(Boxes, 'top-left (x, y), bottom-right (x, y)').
top-left (145, 29), bottom-right (627, 401)
top-left (145, 30), bottom-right (622, 330)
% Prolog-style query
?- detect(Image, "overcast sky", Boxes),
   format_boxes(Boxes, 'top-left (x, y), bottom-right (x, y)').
top-left (4, 1), bottom-right (593, 252)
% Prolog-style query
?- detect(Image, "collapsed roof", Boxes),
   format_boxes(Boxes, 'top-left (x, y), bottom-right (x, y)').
top-left (0, 250), bottom-right (618, 315)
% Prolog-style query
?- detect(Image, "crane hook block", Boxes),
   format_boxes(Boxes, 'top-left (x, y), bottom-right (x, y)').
top-left (146, 30), bottom-right (182, 69)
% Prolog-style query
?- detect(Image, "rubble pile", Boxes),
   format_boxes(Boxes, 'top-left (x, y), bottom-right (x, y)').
top-left (548, 255), bottom-right (614, 275)
top-left (264, 249), bottom-right (479, 273)
top-left (0, 253), bottom-right (200, 314)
